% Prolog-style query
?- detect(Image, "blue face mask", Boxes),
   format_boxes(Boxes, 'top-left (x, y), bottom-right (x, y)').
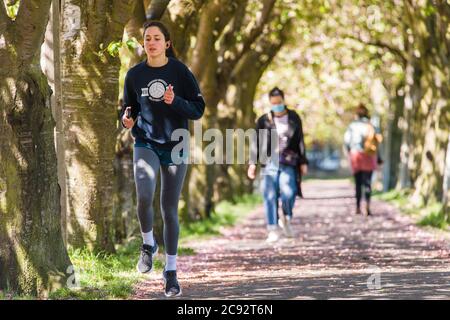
top-left (271, 104), bottom-right (285, 113)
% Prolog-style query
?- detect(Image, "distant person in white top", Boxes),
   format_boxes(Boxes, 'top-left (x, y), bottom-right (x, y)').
top-left (344, 104), bottom-right (382, 216)
top-left (248, 87), bottom-right (308, 242)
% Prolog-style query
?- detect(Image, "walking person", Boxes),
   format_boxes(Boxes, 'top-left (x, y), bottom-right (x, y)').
top-left (247, 87), bottom-right (308, 242)
top-left (344, 104), bottom-right (382, 216)
top-left (120, 21), bottom-right (205, 297)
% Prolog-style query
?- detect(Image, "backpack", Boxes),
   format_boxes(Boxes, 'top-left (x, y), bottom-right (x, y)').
top-left (363, 123), bottom-right (382, 156)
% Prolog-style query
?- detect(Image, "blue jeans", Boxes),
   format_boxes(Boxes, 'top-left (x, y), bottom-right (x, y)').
top-left (261, 163), bottom-right (298, 226)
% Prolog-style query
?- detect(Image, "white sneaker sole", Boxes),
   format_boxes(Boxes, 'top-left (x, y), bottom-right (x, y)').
top-left (164, 288), bottom-right (183, 298)
top-left (163, 273), bottom-right (182, 297)
top-left (136, 245), bottom-right (159, 274)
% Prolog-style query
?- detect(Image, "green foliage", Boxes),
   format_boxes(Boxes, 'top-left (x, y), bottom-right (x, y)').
top-left (421, 4), bottom-right (437, 17)
top-left (106, 41), bottom-right (122, 57)
top-left (6, 1), bottom-right (20, 20)
top-left (257, 0), bottom-right (405, 151)
top-left (375, 190), bottom-right (449, 231)
top-left (418, 204), bottom-right (448, 229)
top-left (97, 38), bottom-right (140, 58)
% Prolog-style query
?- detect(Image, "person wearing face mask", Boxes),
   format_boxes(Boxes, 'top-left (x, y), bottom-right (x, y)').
top-left (247, 87), bottom-right (308, 242)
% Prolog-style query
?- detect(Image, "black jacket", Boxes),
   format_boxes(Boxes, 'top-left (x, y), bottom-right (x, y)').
top-left (253, 109), bottom-right (308, 165)
top-left (252, 108), bottom-right (308, 197)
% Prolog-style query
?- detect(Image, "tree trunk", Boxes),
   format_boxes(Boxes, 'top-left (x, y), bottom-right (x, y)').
top-left (443, 138), bottom-right (450, 216)
top-left (407, 1), bottom-right (450, 205)
top-left (60, 0), bottom-right (136, 253)
top-left (398, 57), bottom-right (422, 190)
top-left (41, 0), bottom-right (68, 245)
top-left (383, 82), bottom-right (405, 191)
top-left (113, 130), bottom-right (138, 243)
top-left (181, 0), bottom-right (233, 219)
top-left (0, 0), bottom-right (71, 296)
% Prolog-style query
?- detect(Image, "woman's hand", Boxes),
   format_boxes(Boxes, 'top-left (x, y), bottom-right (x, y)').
top-left (164, 84), bottom-right (175, 105)
top-left (122, 106), bottom-right (135, 129)
top-left (247, 164), bottom-right (257, 180)
top-left (300, 164), bottom-right (308, 176)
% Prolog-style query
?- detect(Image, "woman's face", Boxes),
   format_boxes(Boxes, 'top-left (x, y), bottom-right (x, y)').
top-left (269, 95), bottom-right (284, 106)
top-left (144, 26), bottom-right (169, 59)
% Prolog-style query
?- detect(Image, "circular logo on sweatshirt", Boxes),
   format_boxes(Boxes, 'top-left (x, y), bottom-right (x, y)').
top-left (147, 79), bottom-right (168, 102)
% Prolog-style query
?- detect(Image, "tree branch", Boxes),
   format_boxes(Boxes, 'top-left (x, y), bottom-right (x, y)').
top-left (14, 0), bottom-right (52, 65)
top-left (214, 0), bottom-right (243, 34)
top-left (343, 33), bottom-right (408, 66)
top-left (232, 16), bottom-right (292, 80)
top-left (161, 0), bottom-right (206, 61)
top-left (125, 0), bottom-right (146, 43)
top-left (217, 0), bottom-right (248, 58)
top-left (145, 0), bottom-right (170, 20)
top-left (241, 0), bottom-right (276, 54)
top-left (190, 0), bottom-right (223, 80)
top-left (108, 0), bottom-right (136, 43)
top-left (218, 0), bottom-right (277, 81)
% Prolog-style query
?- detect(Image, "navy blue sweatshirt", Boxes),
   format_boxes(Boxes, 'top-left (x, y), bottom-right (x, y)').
top-left (120, 57), bottom-right (205, 149)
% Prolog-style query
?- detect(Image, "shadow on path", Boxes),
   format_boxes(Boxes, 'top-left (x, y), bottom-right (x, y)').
top-left (133, 179), bottom-right (450, 300)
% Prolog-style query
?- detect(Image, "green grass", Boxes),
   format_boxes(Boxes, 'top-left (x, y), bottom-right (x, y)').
top-left (374, 189), bottom-right (448, 230)
top-left (49, 238), bottom-right (153, 300)
top-left (0, 291), bottom-right (35, 300)
top-left (48, 193), bottom-right (261, 300)
top-left (49, 238), bottom-right (199, 300)
top-left (417, 203), bottom-right (448, 229)
top-left (373, 189), bottom-right (413, 212)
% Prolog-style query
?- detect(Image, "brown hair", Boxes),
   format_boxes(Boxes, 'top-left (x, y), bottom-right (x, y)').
top-left (355, 103), bottom-right (369, 119)
top-left (142, 20), bottom-right (176, 58)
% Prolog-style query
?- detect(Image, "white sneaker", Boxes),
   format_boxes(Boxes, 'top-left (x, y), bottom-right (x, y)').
top-left (278, 214), bottom-right (287, 230)
top-left (284, 219), bottom-right (294, 238)
top-left (279, 215), bottom-right (294, 238)
top-left (266, 229), bottom-right (280, 243)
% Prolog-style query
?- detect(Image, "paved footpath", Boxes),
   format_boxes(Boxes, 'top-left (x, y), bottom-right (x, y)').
top-left (133, 179), bottom-right (450, 299)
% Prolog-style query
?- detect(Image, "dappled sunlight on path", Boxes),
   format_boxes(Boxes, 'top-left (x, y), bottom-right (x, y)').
top-left (133, 180), bottom-right (450, 299)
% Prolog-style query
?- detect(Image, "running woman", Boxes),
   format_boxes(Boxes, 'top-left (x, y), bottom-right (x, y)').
top-left (120, 21), bottom-right (205, 297)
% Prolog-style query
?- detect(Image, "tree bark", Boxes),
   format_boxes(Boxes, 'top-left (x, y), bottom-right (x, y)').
top-left (60, 0), bottom-right (136, 253)
top-left (398, 55), bottom-right (422, 190)
top-left (382, 82), bottom-right (405, 191)
top-left (41, 0), bottom-right (68, 245)
top-left (0, 0), bottom-right (71, 296)
top-left (404, 0), bottom-right (450, 205)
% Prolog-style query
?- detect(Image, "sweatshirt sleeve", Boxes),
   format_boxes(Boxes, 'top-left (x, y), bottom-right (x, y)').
top-left (119, 71), bottom-right (140, 128)
top-left (170, 65), bottom-right (205, 120)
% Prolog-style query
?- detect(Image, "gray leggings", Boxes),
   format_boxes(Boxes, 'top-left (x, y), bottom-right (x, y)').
top-left (133, 147), bottom-right (187, 255)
